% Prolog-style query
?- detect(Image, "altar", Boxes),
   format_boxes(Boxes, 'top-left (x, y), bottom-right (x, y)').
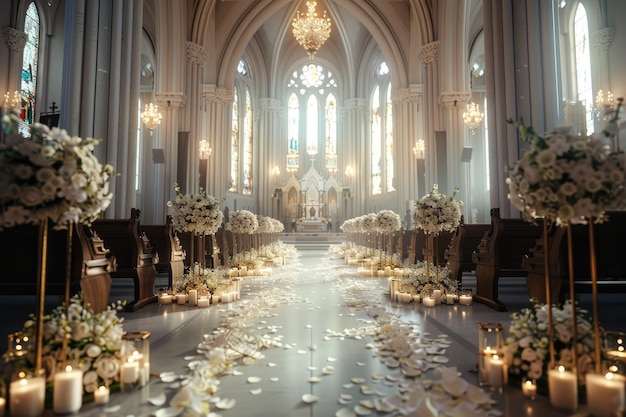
top-left (297, 219), bottom-right (327, 233)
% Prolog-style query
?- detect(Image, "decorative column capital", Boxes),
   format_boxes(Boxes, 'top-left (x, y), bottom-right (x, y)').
top-left (418, 41), bottom-right (439, 65)
top-left (156, 92), bottom-right (186, 109)
top-left (438, 91), bottom-right (471, 109)
top-left (259, 98), bottom-right (282, 111)
top-left (393, 84), bottom-right (423, 104)
top-left (186, 41), bottom-right (206, 65)
top-left (202, 84), bottom-right (233, 105)
top-left (3, 27), bottom-right (27, 52)
top-left (592, 27), bottom-right (615, 51)
top-left (344, 97), bottom-right (366, 112)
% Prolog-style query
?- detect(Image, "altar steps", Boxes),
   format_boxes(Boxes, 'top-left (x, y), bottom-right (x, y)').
top-left (280, 232), bottom-right (345, 250)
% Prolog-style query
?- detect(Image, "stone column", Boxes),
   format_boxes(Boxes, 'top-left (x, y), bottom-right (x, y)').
top-left (257, 98), bottom-right (283, 216)
top-left (342, 98), bottom-right (366, 220)
top-left (186, 41), bottom-right (206, 194)
top-left (2, 27), bottom-right (27, 92)
top-left (417, 41), bottom-right (441, 189)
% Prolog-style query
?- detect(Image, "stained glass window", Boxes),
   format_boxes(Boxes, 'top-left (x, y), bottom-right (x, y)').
top-left (370, 62), bottom-right (394, 195)
top-left (230, 86), bottom-right (239, 192)
top-left (21, 2), bottom-right (39, 126)
top-left (574, 3), bottom-right (593, 135)
top-left (243, 87), bottom-right (253, 195)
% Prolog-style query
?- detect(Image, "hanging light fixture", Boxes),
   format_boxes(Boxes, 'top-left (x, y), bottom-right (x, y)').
top-left (292, 1), bottom-right (332, 60)
top-left (595, 89), bottom-right (615, 118)
top-left (413, 139), bottom-right (425, 159)
top-left (463, 101), bottom-right (483, 135)
top-left (141, 102), bottom-right (162, 136)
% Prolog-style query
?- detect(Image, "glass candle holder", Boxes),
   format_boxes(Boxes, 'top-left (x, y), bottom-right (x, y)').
top-left (604, 331), bottom-right (626, 375)
top-left (121, 331), bottom-right (151, 389)
top-left (459, 288), bottom-right (473, 305)
top-left (9, 369), bottom-right (45, 417)
top-left (478, 322), bottom-right (504, 386)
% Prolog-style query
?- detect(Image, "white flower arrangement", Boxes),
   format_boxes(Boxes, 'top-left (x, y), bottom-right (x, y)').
top-left (4, 293), bottom-right (126, 394)
top-left (167, 183), bottom-right (223, 235)
top-left (507, 101), bottom-right (626, 225)
top-left (174, 263), bottom-right (231, 296)
top-left (256, 215), bottom-right (272, 234)
top-left (226, 209), bottom-right (259, 234)
top-left (503, 301), bottom-right (597, 389)
top-left (413, 184), bottom-right (463, 236)
top-left (375, 209), bottom-right (401, 233)
top-left (0, 109), bottom-right (114, 230)
top-left (401, 262), bottom-right (458, 297)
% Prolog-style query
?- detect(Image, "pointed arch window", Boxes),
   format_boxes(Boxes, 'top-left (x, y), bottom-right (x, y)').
top-left (573, 3), bottom-right (593, 135)
top-left (231, 60), bottom-right (254, 195)
top-left (243, 87), bottom-right (253, 195)
top-left (229, 86), bottom-right (240, 192)
top-left (370, 62), bottom-right (393, 195)
top-left (21, 2), bottom-right (40, 126)
top-left (286, 63), bottom-right (337, 174)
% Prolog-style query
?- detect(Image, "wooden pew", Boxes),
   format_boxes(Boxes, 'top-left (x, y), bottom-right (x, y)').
top-left (444, 216), bottom-right (490, 284)
top-left (523, 211), bottom-right (626, 304)
top-left (471, 207), bottom-right (542, 311)
top-left (142, 216), bottom-right (186, 289)
top-left (0, 223), bottom-right (114, 313)
top-left (92, 208), bottom-right (158, 311)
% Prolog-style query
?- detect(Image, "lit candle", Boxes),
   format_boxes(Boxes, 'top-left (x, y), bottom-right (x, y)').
top-left (121, 358), bottom-right (139, 384)
top-left (53, 365), bottom-right (83, 414)
top-left (94, 385), bottom-right (110, 405)
top-left (479, 346), bottom-right (496, 384)
top-left (188, 289), bottom-right (198, 306)
top-left (459, 294), bottom-right (473, 305)
top-left (158, 294), bottom-right (173, 304)
top-left (0, 397), bottom-right (5, 417)
top-left (445, 293), bottom-right (455, 304)
top-left (384, 266), bottom-right (392, 276)
top-left (9, 375), bottom-right (45, 417)
top-left (197, 297), bottom-right (210, 307)
top-left (522, 379), bottom-right (537, 399)
top-left (548, 366), bottom-right (578, 411)
top-left (176, 294), bottom-right (186, 304)
top-left (432, 289), bottom-right (442, 304)
top-left (412, 294), bottom-right (421, 303)
top-left (422, 297), bottom-right (436, 307)
top-left (487, 354), bottom-right (505, 390)
top-left (585, 372), bottom-right (625, 417)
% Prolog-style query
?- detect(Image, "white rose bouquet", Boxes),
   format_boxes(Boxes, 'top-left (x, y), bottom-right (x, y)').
top-left (0, 109), bottom-right (114, 230)
top-left (414, 184), bottom-right (463, 236)
top-left (168, 183), bottom-right (223, 235)
top-left (507, 101), bottom-right (626, 225)
top-left (226, 210), bottom-right (259, 234)
top-left (375, 209), bottom-right (401, 233)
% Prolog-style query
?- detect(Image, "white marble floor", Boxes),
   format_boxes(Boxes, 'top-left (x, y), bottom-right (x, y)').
top-left (2, 245), bottom-right (617, 416)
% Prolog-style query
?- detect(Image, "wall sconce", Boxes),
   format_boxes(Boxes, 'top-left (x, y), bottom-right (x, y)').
top-left (345, 165), bottom-right (355, 177)
top-left (141, 102), bottom-right (162, 136)
top-left (413, 139), bottom-right (425, 159)
top-left (3, 90), bottom-right (21, 110)
top-left (271, 165), bottom-right (280, 176)
top-left (199, 140), bottom-right (212, 160)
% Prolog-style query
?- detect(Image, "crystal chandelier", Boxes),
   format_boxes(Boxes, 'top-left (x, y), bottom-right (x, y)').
top-left (595, 89), bottom-right (615, 118)
top-left (413, 139), bottom-right (425, 159)
top-left (292, 1), bottom-right (331, 60)
top-left (463, 101), bottom-right (483, 135)
top-left (141, 102), bottom-right (162, 136)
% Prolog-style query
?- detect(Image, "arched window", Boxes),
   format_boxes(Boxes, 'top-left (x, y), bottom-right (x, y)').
top-left (230, 59), bottom-right (254, 195)
top-left (286, 63), bottom-right (337, 175)
top-left (370, 61), bottom-right (393, 195)
top-left (573, 3), bottom-right (593, 135)
top-left (21, 2), bottom-right (40, 126)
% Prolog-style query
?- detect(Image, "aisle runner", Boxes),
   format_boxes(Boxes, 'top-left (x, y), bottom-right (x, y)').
top-left (125, 251), bottom-right (501, 417)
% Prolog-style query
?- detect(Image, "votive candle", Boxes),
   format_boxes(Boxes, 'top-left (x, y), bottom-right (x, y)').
top-left (459, 294), bottom-right (472, 305)
top-left (445, 293), bottom-right (455, 304)
top-left (422, 297), bottom-right (436, 307)
top-left (158, 294), bottom-right (173, 304)
top-left (522, 379), bottom-right (537, 399)
top-left (94, 385), bottom-right (110, 405)
top-left (197, 297), bottom-right (210, 307)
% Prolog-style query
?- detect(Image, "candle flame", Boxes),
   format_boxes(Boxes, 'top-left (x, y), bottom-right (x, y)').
top-left (557, 365), bottom-right (565, 373)
top-left (492, 354), bottom-right (500, 360)
top-left (605, 372), bottom-right (615, 380)
top-left (525, 380), bottom-right (533, 386)
top-left (65, 365), bottom-right (73, 372)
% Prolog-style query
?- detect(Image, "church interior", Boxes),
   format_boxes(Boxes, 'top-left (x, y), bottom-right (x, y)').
top-left (1, 0), bottom-right (626, 416)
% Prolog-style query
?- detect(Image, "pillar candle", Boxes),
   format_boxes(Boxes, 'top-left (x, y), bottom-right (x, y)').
top-left (548, 366), bottom-right (578, 411)
top-left (121, 358), bottom-right (139, 384)
top-left (197, 297), bottom-right (210, 307)
top-left (432, 289), bottom-right (442, 304)
top-left (422, 297), bottom-right (435, 307)
top-left (176, 294), bottom-right (186, 304)
top-left (0, 397), bottom-right (5, 417)
top-left (487, 354), bottom-right (505, 390)
top-left (158, 294), bottom-right (173, 304)
top-left (585, 372), bottom-right (625, 417)
top-left (53, 365), bottom-right (84, 414)
top-left (188, 289), bottom-right (198, 306)
top-left (9, 376), bottom-right (45, 417)
top-left (445, 294), bottom-right (455, 304)
top-left (459, 295), bottom-right (472, 305)
top-left (412, 294), bottom-right (421, 303)
top-left (94, 386), bottom-right (110, 405)
top-left (384, 266), bottom-right (392, 276)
